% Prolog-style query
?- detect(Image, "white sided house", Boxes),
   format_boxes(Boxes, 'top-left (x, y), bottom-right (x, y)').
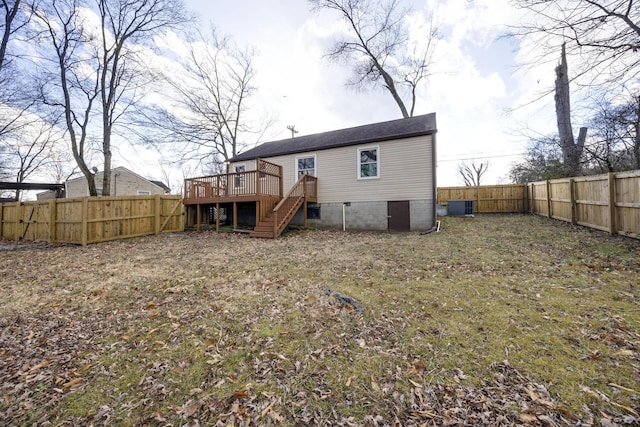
top-left (183, 113), bottom-right (437, 238)
top-left (63, 166), bottom-right (170, 198)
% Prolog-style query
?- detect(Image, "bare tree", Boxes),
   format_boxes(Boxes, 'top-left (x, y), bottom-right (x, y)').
top-left (151, 28), bottom-right (273, 172)
top-left (96, 0), bottom-right (188, 195)
top-left (584, 93), bottom-right (640, 173)
top-left (2, 119), bottom-right (61, 200)
top-left (33, 0), bottom-right (101, 195)
top-left (555, 43), bottom-right (587, 176)
top-left (509, 136), bottom-right (566, 183)
top-left (510, 0), bottom-right (640, 88)
top-left (33, 0), bottom-right (188, 196)
top-left (457, 160), bottom-right (489, 186)
top-left (309, 0), bottom-right (437, 118)
top-left (1, 0), bottom-right (30, 75)
top-left (1, 1), bottom-right (37, 155)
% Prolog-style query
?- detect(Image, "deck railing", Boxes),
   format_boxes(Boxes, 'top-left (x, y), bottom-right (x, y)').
top-left (272, 175), bottom-right (317, 238)
top-left (183, 159), bottom-right (282, 203)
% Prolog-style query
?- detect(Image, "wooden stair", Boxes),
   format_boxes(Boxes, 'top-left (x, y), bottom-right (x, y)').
top-left (249, 174), bottom-right (316, 239)
top-left (250, 212), bottom-right (277, 238)
top-left (249, 195), bottom-right (305, 238)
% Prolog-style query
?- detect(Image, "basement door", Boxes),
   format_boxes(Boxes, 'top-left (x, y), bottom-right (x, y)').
top-left (387, 200), bottom-right (410, 232)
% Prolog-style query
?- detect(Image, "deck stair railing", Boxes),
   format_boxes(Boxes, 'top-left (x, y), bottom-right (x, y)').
top-left (271, 175), bottom-right (317, 238)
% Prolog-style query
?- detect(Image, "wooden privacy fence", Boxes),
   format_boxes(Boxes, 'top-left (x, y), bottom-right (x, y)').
top-left (0, 195), bottom-right (184, 246)
top-left (529, 170), bottom-right (640, 239)
top-left (438, 169), bottom-right (640, 240)
top-left (437, 184), bottom-right (529, 213)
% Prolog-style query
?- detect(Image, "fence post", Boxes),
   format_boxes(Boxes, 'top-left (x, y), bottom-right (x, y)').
top-left (546, 180), bottom-right (552, 218)
top-left (569, 178), bottom-right (576, 225)
top-left (0, 202), bottom-right (3, 239)
top-left (49, 199), bottom-right (56, 243)
top-left (14, 202), bottom-right (21, 242)
top-left (81, 197), bottom-right (89, 246)
top-left (608, 172), bottom-right (616, 235)
top-left (154, 195), bottom-right (161, 235)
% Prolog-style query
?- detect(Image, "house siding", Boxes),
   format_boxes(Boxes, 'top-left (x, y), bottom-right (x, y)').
top-left (231, 135), bottom-right (433, 203)
top-left (231, 135), bottom-right (434, 231)
top-left (66, 168), bottom-right (167, 198)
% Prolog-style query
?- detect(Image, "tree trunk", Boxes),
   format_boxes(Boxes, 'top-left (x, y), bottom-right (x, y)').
top-left (554, 43), bottom-right (584, 176)
top-left (102, 130), bottom-right (111, 196)
top-left (634, 96), bottom-right (640, 169)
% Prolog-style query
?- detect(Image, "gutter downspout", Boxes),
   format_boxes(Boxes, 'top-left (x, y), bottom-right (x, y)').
top-left (431, 127), bottom-right (438, 228)
top-left (342, 202), bottom-right (350, 231)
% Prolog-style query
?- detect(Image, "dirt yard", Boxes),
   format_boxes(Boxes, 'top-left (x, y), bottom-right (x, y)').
top-left (1, 215), bottom-right (639, 426)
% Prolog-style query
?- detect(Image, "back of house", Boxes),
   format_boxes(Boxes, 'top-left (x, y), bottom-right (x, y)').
top-left (227, 113), bottom-right (437, 232)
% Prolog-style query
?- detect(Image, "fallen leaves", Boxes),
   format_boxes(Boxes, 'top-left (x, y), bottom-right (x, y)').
top-left (1, 218), bottom-right (639, 425)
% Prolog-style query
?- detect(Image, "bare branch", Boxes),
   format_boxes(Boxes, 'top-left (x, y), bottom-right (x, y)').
top-left (310, 0), bottom-right (437, 117)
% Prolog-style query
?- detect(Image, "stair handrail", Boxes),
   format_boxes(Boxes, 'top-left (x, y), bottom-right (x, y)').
top-left (272, 174), bottom-right (309, 238)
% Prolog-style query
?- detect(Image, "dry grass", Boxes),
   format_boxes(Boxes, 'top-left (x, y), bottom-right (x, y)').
top-left (1, 214), bottom-right (639, 426)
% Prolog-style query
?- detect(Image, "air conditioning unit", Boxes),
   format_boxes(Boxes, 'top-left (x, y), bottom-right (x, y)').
top-left (448, 200), bottom-right (474, 216)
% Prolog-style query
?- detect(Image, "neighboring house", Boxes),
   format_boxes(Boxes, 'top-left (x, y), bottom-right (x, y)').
top-left (37, 166), bottom-right (170, 200)
top-left (183, 113), bottom-right (437, 237)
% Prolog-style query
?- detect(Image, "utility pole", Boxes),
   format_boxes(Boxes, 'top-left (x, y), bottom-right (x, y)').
top-left (286, 125), bottom-right (299, 138)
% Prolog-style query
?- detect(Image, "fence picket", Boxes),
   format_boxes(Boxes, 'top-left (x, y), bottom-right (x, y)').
top-left (0, 195), bottom-right (183, 245)
top-left (438, 169), bottom-right (640, 240)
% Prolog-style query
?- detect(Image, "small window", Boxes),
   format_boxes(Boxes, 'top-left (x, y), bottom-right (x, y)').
top-left (358, 146), bottom-right (379, 179)
top-left (137, 190), bottom-right (151, 195)
top-left (307, 206), bottom-right (321, 219)
top-left (234, 164), bottom-right (245, 187)
top-left (296, 155), bottom-right (316, 178)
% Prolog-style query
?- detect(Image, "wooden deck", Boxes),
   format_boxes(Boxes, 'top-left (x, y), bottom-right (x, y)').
top-left (183, 159), bottom-right (317, 238)
top-left (183, 160), bottom-right (284, 205)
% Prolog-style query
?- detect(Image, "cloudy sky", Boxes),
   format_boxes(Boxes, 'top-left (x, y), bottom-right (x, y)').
top-left (152, 0), bottom-right (561, 187)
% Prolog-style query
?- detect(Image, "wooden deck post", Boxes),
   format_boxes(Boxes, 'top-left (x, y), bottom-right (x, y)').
top-left (608, 172), bottom-right (617, 235)
top-left (196, 204), bottom-right (201, 232)
top-left (303, 176), bottom-right (308, 228)
top-left (215, 203), bottom-right (220, 231)
top-left (256, 160), bottom-right (262, 198)
top-left (303, 199), bottom-right (308, 228)
top-left (273, 210), bottom-right (277, 239)
top-left (255, 200), bottom-right (260, 228)
top-left (233, 202), bottom-right (238, 230)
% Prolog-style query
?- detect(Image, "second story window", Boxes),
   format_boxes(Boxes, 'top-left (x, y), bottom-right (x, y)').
top-left (296, 155), bottom-right (316, 178)
top-left (358, 146), bottom-right (379, 179)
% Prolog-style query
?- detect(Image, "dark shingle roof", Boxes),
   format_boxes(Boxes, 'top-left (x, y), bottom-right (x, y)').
top-left (150, 180), bottom-right (171, 193)
top-left (230, 113), bottom-right (436, 162)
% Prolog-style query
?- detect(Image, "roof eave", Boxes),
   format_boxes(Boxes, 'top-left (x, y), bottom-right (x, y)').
top-left (230, 128), bottom-right (437, 163)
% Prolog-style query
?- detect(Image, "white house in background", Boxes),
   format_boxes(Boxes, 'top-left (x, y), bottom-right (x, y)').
top-left (37, 166), bottom-right (171, 200)
top-left (183, 113), bottom-right (438, 237)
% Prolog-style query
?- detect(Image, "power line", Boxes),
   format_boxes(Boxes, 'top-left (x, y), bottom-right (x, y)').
top-left (438, 151), bottom-right (527, 163)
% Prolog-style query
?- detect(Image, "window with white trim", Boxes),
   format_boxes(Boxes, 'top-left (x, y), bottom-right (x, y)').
top-left (137, 190), bottom-right (151, 195)
top-left (234, 164), bottom-right (246, 187)
top-left (296, 155), bottom-right (316, 178)
top-left (358, 146), bottom-right (379, 179)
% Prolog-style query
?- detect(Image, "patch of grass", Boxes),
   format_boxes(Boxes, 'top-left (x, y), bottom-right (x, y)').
top-left (1, 215), bottom-right (639, 425)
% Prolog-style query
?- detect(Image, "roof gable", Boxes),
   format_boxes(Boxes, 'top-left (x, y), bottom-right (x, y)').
top-left (230, 113), bottom-right (436, 162)
top-left (66, 166), bottom-right (168, 192)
